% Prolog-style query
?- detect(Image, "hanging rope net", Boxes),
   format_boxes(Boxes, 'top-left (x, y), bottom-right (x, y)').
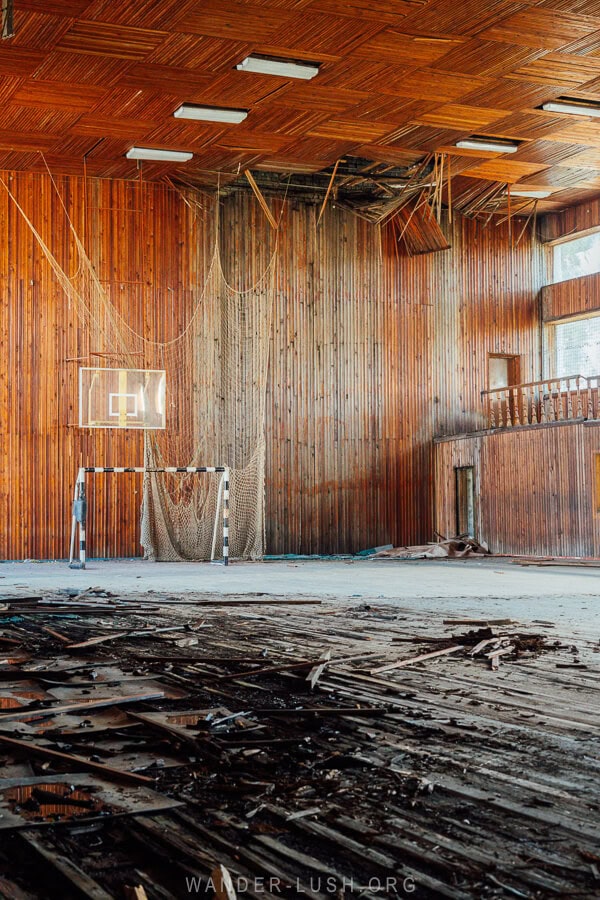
top-left (1, 172), bottom-right (276, 561)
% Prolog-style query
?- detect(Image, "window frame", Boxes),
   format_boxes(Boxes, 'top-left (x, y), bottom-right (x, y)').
top-left (548, 226), bottom-right (600, 285)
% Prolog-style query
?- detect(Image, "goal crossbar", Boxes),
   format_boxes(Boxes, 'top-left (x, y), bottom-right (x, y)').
top-left (68, 466), bottom-right (230, 569)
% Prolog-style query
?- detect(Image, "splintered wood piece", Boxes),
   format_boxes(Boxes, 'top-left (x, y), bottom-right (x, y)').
top-left (484, 645), bottom-right (515, 659)
top-left (215, 659), bottom-right (316, 682)
top-left (0, 734), bottom-right (154, 785)
top-left (244, 170), bottom-right (278, 229)
top-left (67, 625), bottom-right (187, 649)
top-left (443, 619), bottom-right (515, 626)
top-left (41, 626), bottom-right (71, 644)
top-left (124, 887), bottom-right (149, 900)
top-left (317, 159), bottom-right (340, 227)
top-left (306, 649), bottom-right (331, 690)
top-left (211, 864), bottom-right (236, 900)
top-left (469, 638), bottom-right (497, 656)
top-left (66, 631), bottom-right (131, 649)
top-left (370, 646), bottom-right (464, 674)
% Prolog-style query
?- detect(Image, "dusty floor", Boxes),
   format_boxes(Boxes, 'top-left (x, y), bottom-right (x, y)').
top-left (1, 557), bottom-right (600, 627)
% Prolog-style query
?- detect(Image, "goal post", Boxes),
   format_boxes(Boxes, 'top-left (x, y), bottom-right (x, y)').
top-left (68, 466), bottom-right (230, 569)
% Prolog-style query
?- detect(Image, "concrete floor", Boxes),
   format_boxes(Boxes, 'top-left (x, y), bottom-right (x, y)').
top-left (1, 556), bottom-right (599, 629)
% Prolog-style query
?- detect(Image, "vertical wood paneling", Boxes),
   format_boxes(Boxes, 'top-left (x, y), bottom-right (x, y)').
top-left (0, 172), bottom-right (544, 558)
top-left (541, 197), bottom-right (600, 243)
top-left (384, 212), bottom-right (544, 548)
top-left (435, 422), bottom-right (600, 558)
top-left (0, 171), bottom-right (211, 560)
top-left (542, 271), bottom-right (600, 321)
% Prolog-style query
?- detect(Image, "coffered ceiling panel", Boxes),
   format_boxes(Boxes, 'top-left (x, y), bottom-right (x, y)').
top-left (397, 0), bottom-right (537, 37)
top-left (480, 10), bottom-right (600, 51)
top-left (432, 39), bottom-right (544, 77)
top-left (537, 0), bottom-right (600, 16)
top-left (461, 158), bottom-right (550, 182)
top-left (4, 0), bottom-right (600, 210)
top-left (510, 52), bottom-right (600, 85)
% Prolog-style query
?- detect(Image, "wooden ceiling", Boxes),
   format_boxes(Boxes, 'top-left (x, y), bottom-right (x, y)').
top-left (5, 0), bottom-right (600, 210)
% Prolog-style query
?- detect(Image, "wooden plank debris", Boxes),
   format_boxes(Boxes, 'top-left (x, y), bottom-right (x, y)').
top-left (0, 691), bottom-right (165, 722)
top-left (443, 618), bottom-right (516, 626)
top-left (244, 170), bottom-right (278, 229)
top-left (0, 734), bottom-right (155, 785)
top-left (0, 590), bottom-right (594, 900)
top-left (306, 649), bottom-right (331, 690)
top-left (370, 645), bottom-right (464, 674)
top-left (17, 831), bottom-right (114, 900)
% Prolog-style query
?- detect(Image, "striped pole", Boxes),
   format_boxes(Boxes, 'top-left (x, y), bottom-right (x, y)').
top-left (223, 467), bottom-right (230, 567)
top-left (79, 473), bottom-right (87, 569)
top-left (68, 471), bottom-right (80, 566)
top-left (69, 468), bottom-right (87, 569)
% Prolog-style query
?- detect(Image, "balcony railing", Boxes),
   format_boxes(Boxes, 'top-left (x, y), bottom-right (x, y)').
top-left (482, 374), bottom-right (600, 429)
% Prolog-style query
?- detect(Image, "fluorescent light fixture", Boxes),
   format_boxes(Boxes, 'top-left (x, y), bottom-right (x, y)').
top-left (456, 138), bottom-right (519, 153)
top-left (508, 189), bottom-right (552, 199)
top-left (174, 104), bottom-right (247, 124)
top-left (126, 147), bottom-right (193, 162)
top-left (236, 55), bottom-right (319, 80)
top-left (541, 98), bottom-right (600, 118)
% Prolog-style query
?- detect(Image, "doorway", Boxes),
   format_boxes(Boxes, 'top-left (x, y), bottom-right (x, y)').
top-left (455, 466), bottom-right (475, 538)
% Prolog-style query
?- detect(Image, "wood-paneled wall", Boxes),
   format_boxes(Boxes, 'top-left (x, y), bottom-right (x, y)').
top-left (0, 171), bottom-right (544, 558)
top-left (541, 198), bottom-right (600, 243)
top-left (542, 272), bottom-right (600, 322)
top-left (435, 422), bottom-right (600, 558)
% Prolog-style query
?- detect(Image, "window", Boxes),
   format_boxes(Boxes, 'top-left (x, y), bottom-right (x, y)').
top-left (548, 316), bottom-right (600, 378)
top-left (488, 354), bottom-right (520, 389)
top-left (552, 230), bottom-right (600, 283)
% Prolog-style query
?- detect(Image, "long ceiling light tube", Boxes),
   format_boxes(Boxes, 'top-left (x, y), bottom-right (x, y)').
top-left (456, 138), bottom-right (519, 153)
top-left (236, 55), bottom-right (319, 80)
top-left (542, 98), bottom-right (600, 118)
top-left (174, 104), bottom-right (248, 123)
top-left (508, 189), bottom-right (552, 198)
top-left (126, 147), bottom-right (193, 162)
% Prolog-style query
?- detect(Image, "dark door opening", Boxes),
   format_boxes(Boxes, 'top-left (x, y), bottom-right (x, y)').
top-left (456, 466), bottom-right (475, 538)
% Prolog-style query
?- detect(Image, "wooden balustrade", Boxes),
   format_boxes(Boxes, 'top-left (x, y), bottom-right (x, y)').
top-left (483, 375), bottom-right (600, 428)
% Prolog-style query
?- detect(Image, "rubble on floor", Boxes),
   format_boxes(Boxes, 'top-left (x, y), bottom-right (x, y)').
top-left (0, 589), bottom-right (599, 898)
top-left (373, 537), bottom-right (490, 560)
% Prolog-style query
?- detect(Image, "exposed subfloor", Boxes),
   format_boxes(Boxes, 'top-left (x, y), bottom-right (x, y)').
top-left (0, 565), bottom-right (599, 898)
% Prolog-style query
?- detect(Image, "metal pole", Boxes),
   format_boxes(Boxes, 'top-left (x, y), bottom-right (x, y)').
top-left (223, 467), bottom-right (230, 566)
top-left (69, 468), bottom-right (87, 569)
top-left (68, 470), bottom-right (80, 565)
top-left (211, 472), bottom-right (225, 562)
top-left (79, 471), bottom-right (87, 569)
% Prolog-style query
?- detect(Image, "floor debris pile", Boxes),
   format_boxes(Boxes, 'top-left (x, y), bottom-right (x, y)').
top-left (0, 590), bottom-right (599, 898)
top-left (372, 538), bottom-right (490, 561)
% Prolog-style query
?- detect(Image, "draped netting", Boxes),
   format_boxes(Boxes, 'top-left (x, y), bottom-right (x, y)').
top-left (2, 173), bottom-right (276, 560)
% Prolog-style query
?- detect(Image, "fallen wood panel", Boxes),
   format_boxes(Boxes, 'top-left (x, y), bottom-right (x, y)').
top-left (0, 734), bottom-right (155, 786)
top-left (0, 692), bottom-right (165, 722)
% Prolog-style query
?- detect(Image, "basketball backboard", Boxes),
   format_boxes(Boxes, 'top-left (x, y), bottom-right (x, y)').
top-left (79, 367), bottom-right (166, 429)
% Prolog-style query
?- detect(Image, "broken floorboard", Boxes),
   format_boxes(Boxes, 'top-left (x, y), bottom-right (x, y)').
top-left (0, 592), bottom-right (599, 898)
